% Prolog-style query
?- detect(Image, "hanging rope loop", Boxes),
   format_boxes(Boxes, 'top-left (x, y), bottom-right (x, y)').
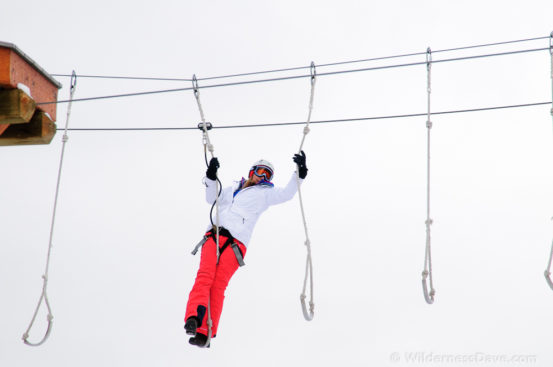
top-left (545, 40), bottom-right (553, 291)
top-left (421, 49), bottom-right (436, 305)
top-left (296, 62), bottom-right (316, 321)
top-left (23, 71), bottom-right (78, 347)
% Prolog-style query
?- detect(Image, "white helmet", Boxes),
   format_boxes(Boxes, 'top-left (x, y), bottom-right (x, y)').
top-left (249, 159), bottom-right (274, 181)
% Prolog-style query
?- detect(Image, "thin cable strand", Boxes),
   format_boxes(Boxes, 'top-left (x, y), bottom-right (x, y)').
top-left (51, 35), bottom-right (550, 83)
top-left (59, 101), bottom-right (553, 132)
top-left (39, 47), bottom-right (550, 106)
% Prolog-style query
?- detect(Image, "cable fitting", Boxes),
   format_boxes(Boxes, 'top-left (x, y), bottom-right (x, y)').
top-left (425, 218), bottom-right (433, 226)
top-left (197, 122), bottom-right (213, 131)
top-left (303, 126), bottom-right (310, 135)
top-left (426, 120), bottom-right (433, 129)
top-left (192, 74), bottom-right (200, 97)
top-left (422, 270), bottom-right (429, 278)
top-left (310, 61), bottom-right (317, 83)
top-left (62, 135), bottom-right (69, 143)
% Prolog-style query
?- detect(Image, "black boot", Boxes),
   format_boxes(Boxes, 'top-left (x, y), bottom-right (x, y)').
top-left (189, 333), bottom-right (210, 348)
top-left (184, 317), bottom-right (198, 336)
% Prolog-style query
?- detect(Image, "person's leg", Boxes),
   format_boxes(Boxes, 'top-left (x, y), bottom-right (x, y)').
top-left (210, 242), bottom-right (247, 336)
top-left (185, 236), bottom-right (218, 330)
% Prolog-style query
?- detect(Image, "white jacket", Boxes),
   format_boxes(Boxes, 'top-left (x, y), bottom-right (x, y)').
top-left (205, 173), bottom-right (302, 247)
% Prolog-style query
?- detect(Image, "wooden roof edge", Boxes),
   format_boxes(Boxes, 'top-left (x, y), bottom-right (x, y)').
top-left (0, 41), bottom-right (62, 90)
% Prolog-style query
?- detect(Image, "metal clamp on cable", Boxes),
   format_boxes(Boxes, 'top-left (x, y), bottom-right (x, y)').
top-left (197, 122), bottom-right (213, 131)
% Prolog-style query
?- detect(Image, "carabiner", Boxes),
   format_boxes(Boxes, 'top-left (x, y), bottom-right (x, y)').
top-left (309, 61), bottom-right (317, 84)
top-left (192, 74), bottom-right (200, 98)
top-left (70, 70), bottom-right (77, 91)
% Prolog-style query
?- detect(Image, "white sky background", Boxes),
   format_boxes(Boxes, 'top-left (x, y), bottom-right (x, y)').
top-left (1, 1), bottom-right (553, 366)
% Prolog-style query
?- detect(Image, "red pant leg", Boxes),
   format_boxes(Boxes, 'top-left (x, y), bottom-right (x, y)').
top-left (209, 242), bottom-right (247, 336)
top-left (185, 235), bottom-right (246, 337)
top-left (185, 237), bottom-right (218, 324)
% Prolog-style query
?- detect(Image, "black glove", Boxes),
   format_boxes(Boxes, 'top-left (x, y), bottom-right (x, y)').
top-left (206, 157), bottom-right (219, 180)
top-left (293, 151), bottom-right (308, 179)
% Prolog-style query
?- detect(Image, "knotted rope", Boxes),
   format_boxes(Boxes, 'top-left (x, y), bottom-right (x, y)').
top-left (22, 71), bottom-right (77, 346)
top-left (421, 49), bottom-right (436, 304)
top-left (298, 62), bottom-right (316, 321)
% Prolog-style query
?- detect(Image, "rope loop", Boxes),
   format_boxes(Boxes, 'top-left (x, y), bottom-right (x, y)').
top-left (545, 218), bottom-right (553, 291)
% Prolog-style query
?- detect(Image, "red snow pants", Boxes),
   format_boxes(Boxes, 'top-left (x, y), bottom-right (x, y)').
top-left (185, 232), bottom-right (246, 337)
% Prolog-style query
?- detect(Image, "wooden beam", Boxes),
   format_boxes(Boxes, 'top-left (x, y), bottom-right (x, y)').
top-left (0, 88), bottom-right (36, 124)
top-left (0, 110), bottom-right (56, 146)
top-left (0, 42), bottom-right (61, 121)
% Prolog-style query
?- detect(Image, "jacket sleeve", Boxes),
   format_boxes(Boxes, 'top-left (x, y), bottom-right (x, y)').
top-left (205, 177), bottom-right (234, 206)
top-left (266, 172), bottom-right (303, 206)
top-left (205, 177), bottom-right (219, 204)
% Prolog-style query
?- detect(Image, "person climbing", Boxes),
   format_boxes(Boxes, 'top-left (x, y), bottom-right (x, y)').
top-left (184, 151), bottom-right (309, 347)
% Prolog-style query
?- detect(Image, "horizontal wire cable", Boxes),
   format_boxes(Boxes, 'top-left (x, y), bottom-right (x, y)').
top-left (51, 35), bottom-right (550, 83)
top-left (51, 74), bottom-right (193, 82)
top-left (40, 47), bottom-right (550, 106)
top-left (61, 101), bottom-right (552, 131)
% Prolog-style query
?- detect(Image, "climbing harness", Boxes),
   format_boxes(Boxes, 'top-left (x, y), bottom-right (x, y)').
top-left (421, 49), bottom-right (436, 304)
top-left (192, 74), bottom-right (219, 348)
top-left (297, 62), bottom-right (316, 321)
top-left (192, 227), bottom-right (245, 267)
top-left (544, 32), bottom-right (553, 291)
top-left (22, 71), bottom-right (77, 346)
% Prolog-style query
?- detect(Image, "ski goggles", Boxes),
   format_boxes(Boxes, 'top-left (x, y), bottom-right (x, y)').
top-left (250, 166), bottom-right (273, 181)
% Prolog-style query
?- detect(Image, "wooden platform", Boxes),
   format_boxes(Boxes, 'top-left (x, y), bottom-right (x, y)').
top-left (0, 41), bottom-right (61, 146)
